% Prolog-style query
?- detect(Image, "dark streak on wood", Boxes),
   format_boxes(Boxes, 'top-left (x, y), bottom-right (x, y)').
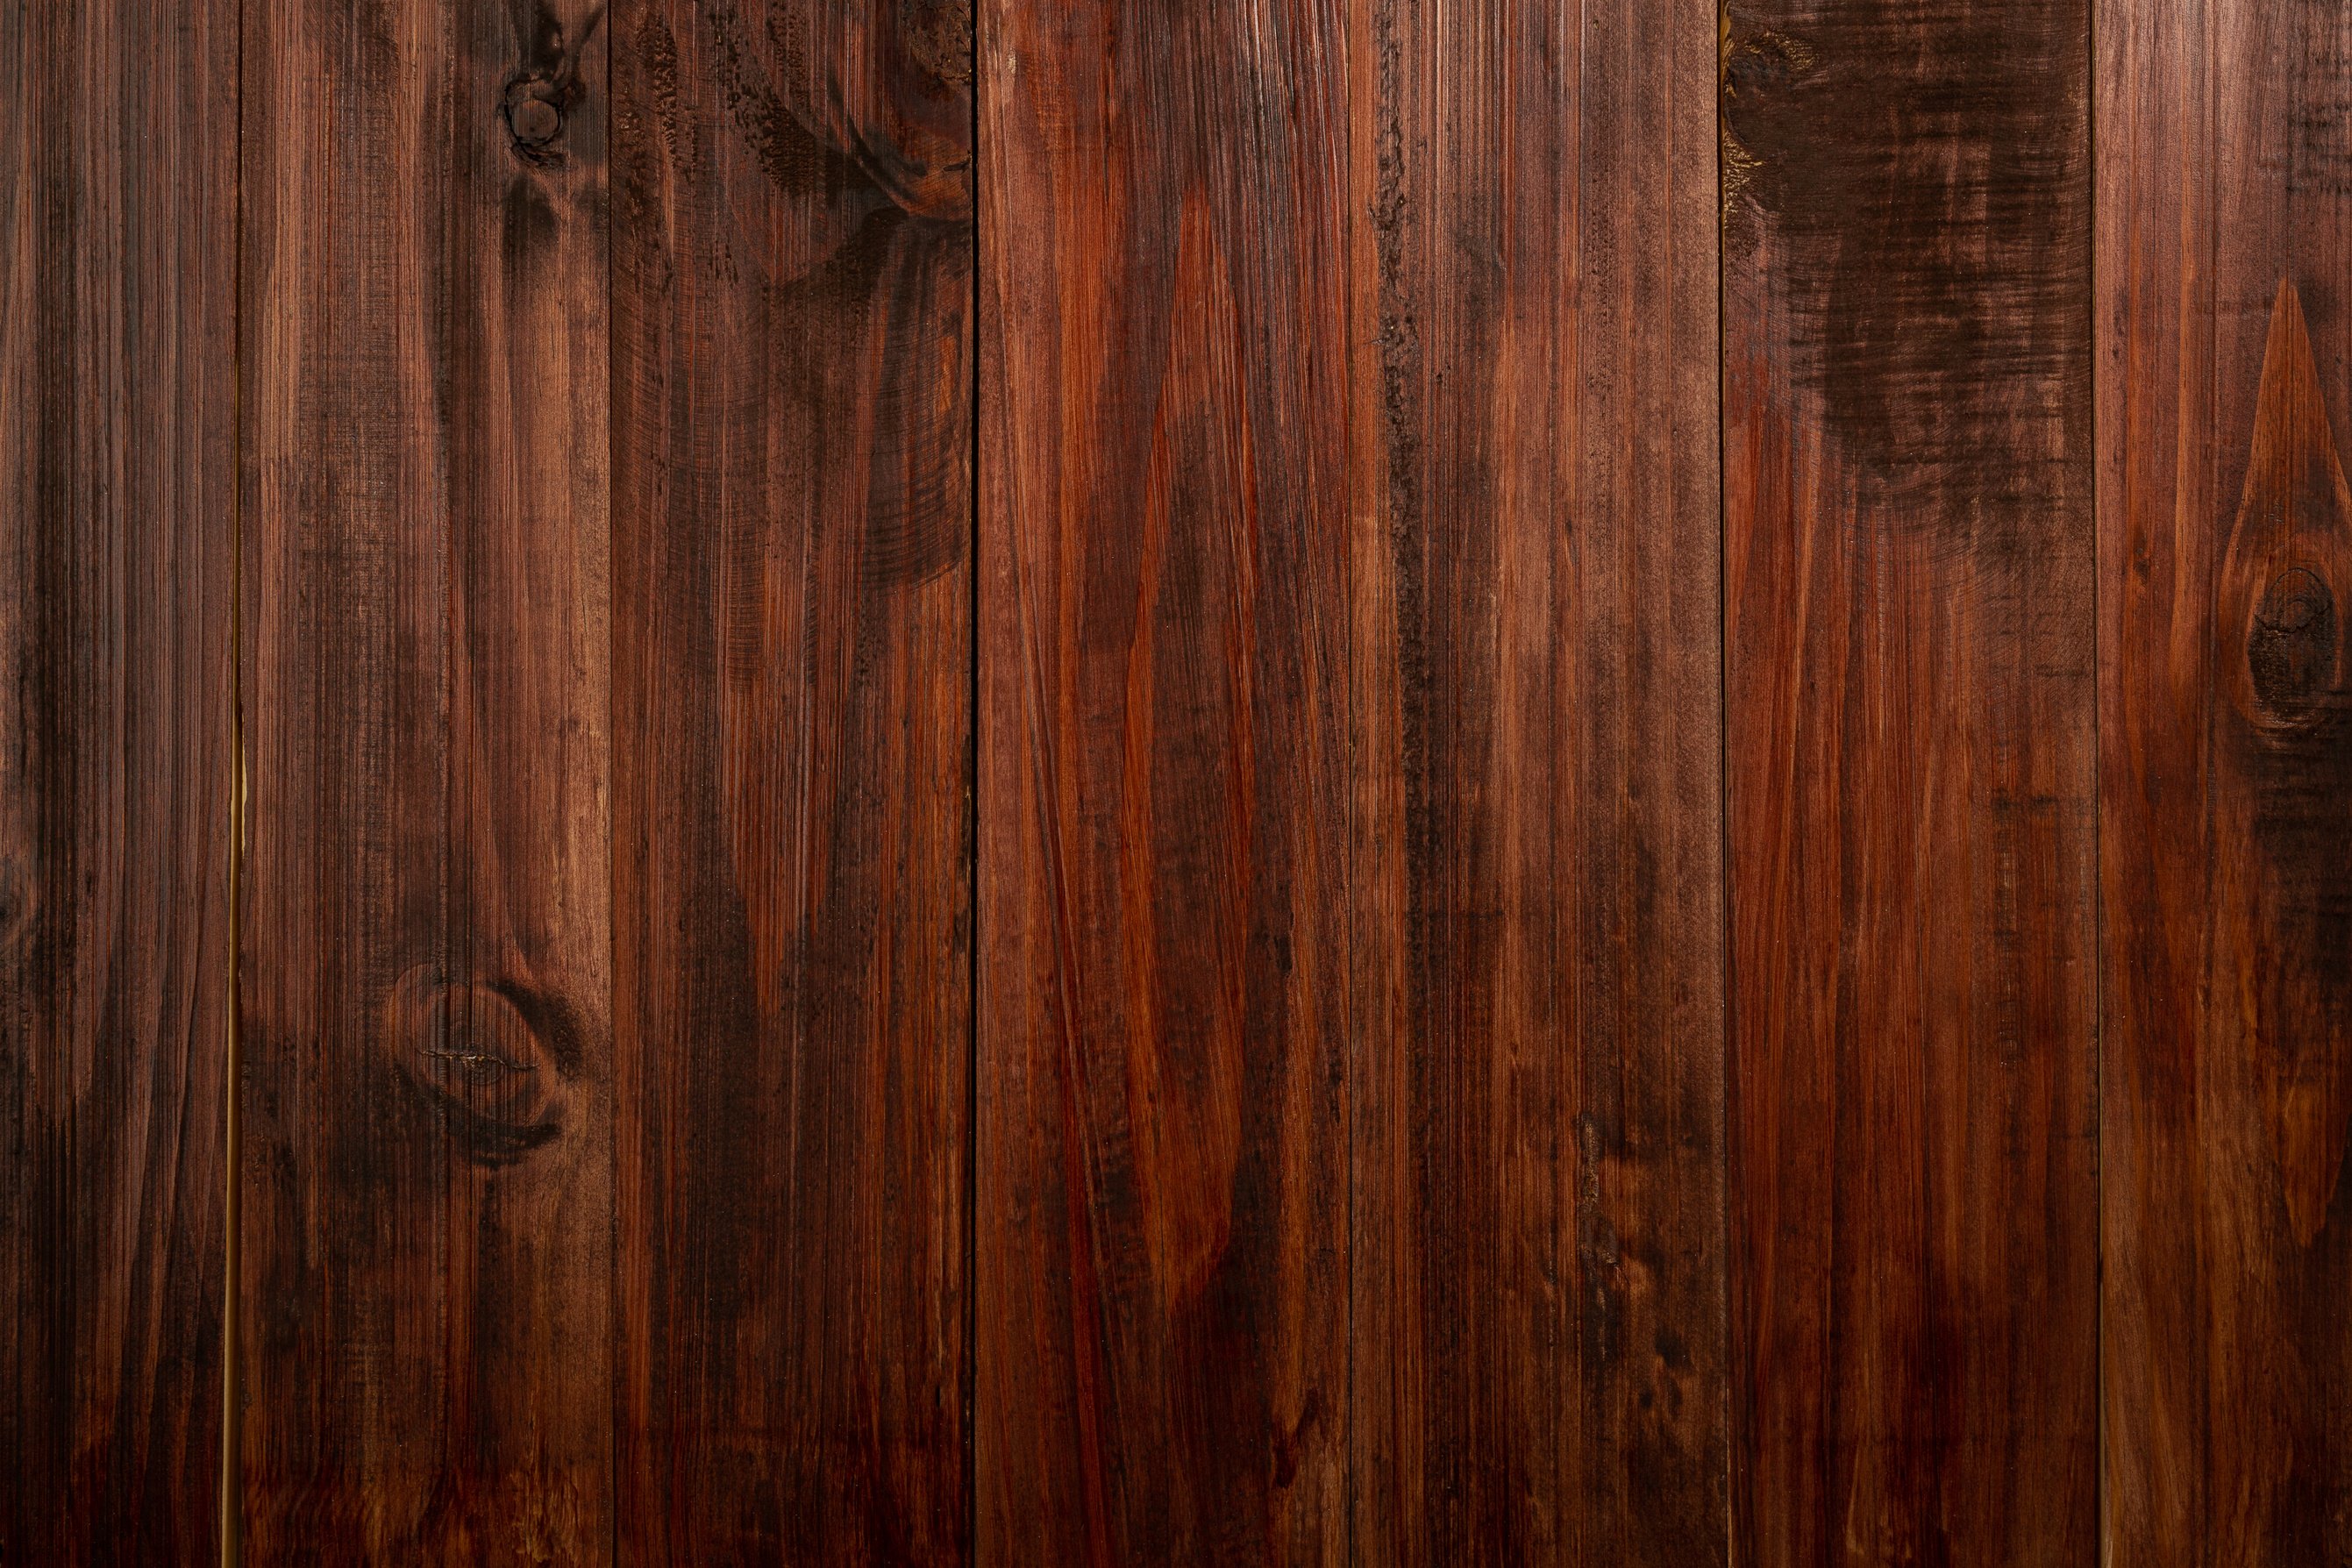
top-left (1728, 0), bottom-right (2098, 1562)
top-left (612, 0), bottom-right (973, 1557)
top-left (1722, 0), bottom-right (2088, 538)
top-left (0, 0), bottom-right (234, 1558)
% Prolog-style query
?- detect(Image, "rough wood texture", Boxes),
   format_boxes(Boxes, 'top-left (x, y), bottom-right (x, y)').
top-left (977, 4), bottom-right (1352, 1559)
top-left (2099, 0), bottom-right (2352, 1548)
top-left (980, 3), bottom-right (1724, 1560)
top-left (2094, 9), bottom-right (2212, 1550)
top-left (33, 4), bottom-right (2344, 1555)
top-left (609, 2), bottom-right (974, 1558)
top-left (239, 0), bottom-right (613, 1556)
top-left (0, 0), bottom-right (233, 1559)
top-left (1722, 2), bottom-right (2098, 1561)
top-left (1345, 0), bottom-right (1728, 1561)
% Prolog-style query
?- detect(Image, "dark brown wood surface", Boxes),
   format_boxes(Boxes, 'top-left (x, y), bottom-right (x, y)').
top-left (1722, 2), bottom-right (2099, 1562)
top-left (239, 0), bottom-right (614, 1556)
top-left (976, 4), bottom-right (1352, 1559)
top-left (2099, 0), bottom-right (2352, 1552)
top-left (0, 0), bottom-right (233, 1559)
top-left (1347, 0), bottom-right (1728, 1561)
top-left (610, 2), bottom-right (973, 1559)
top-left (23, 1), bottom-right (2352, 1558)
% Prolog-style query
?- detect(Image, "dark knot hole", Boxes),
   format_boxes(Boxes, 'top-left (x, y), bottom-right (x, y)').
top-left (384, 966), bottom-right (576, 1166)
top-left (2249, 566), bottom-right (2340, 718)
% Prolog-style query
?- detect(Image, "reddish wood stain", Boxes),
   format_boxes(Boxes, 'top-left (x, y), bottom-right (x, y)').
top-left (15, 2), bottom-right (2352, 1560)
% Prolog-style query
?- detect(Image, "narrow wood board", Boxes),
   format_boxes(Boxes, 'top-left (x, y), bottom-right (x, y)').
top-left (1722, 2), bottom-right (2099, 1560)
top-left (1345, 0), bottom-right (1729, 1560)
top-left (2099, 0), bottom-right (2352, 1550)
top-left (239, 0), bottom-right (614, 1555)
top-left (609, 1), bottom-right (975, 1557)
top-left (0, 0), bottom-right (234, 1557)
top-left (976, 2), bottom-right (1353, 1558)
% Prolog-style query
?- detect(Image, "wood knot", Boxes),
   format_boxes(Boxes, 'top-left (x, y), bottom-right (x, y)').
top-left (384, 966), bottom-right (574, 1165)
top-left (2249, 567), bottom-right (2340, 721)
top-left (504, 78), bottom-right (566, 159)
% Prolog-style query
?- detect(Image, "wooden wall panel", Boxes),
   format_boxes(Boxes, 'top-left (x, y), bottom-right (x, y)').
top-left (609, 3), bottom-right (974, 1559)
top-left (1345, 0), bottom-right (1728, 1562)
top-left (2100, 0), bottom-right (2352, 1555)
top-left (28, 3), bottom-right (2339, 1556)
top-left (1722, 2), bottom-right (2098, 1562)
top-left (976, 4), bottom-right (1352, 1559)
top-left (0, 0), bottom-right (233, 1558)
top-left (981, 2), bottom-right (1725, 1561)
top-left (239, 1), bottom-right (613, 1557)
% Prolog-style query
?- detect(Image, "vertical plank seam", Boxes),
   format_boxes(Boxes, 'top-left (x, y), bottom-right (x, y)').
top-left (2195, 0), bottom-right (2219, 1541)
top-left (1343, 0), bottom-right (1360, 1557)
top-left (966, 6), bottom-right (984, 1554)
top-left (2098, 0), bottom-right (2116, 1560)
top-left (220, 0), bottom-right (246, 1554)
top-left (1573, 0), bottom-right (1593, 1554)
top-left (604, 6), bottom-right (620, 1563)
top-left (1712, 0), bottom-right (1739, 1556)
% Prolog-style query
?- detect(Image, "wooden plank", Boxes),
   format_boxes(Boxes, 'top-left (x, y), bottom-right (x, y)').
top-left (2099, 0), bottom-right (2352, 1550)
top-left (609, 2), bottom-right (973, 1558)
top-left (1344, 0), bottom-right (1728, 1561)
top-left (1721, 2), bottom-right (2098, 1560)
top-left (975, 4), bottom-right (1351, 1559)
top-left (239, 0), bottom-right (613, 1555)
top-left (0, 0), bottom-right (233, 1558)
top-left (2092, 3), bottom-right (2211, 1555)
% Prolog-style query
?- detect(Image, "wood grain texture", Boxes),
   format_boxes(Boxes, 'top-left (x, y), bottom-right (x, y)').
top-left (0, 0), bottom-right (233, 1558)
top-left (1345, 0), bottom-right (1728, 1561)
top-left (1721, 2), bottom-right (2098, 1561)
top-left (2093, 25), bottom-right (2211, 1553)
top-left (239, 0), bottom-right (613, 1556)
top-left (2099, 0), bottom-right (2352, 1550)
top-left (609, 1), bottom-right (973, 1559)
top-left (977, 4), bottom-right (1351, 1560)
